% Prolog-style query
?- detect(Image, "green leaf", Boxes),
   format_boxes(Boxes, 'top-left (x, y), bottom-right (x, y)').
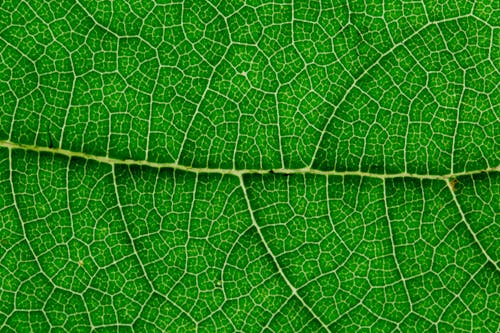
top-left (0, 0), bottom-right (498, 332)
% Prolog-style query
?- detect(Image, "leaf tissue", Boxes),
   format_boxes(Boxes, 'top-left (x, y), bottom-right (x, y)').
top-left (0, 0), bottom-right (498, 332)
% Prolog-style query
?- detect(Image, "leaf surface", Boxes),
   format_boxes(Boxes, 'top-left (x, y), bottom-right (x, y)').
top-left (0, 0), bottom-right (498, 332)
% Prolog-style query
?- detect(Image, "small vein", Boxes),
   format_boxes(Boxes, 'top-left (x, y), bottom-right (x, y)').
top-left (110, 164), bottom-right (198, 326)
top-left (446, 178), bottom-right (499, 272)
top-left (308, 14), bottom-right (474, 168)
top-left (238, 175), bottom-right (331, 331)
top-left (381, 179), bottom-right (413, 313)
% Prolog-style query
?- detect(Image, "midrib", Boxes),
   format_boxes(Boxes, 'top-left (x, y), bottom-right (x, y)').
top-left (0, 140), bottom-right (497, 180)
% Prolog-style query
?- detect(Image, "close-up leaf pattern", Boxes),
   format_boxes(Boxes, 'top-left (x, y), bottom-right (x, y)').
top-left (0, 0), bottom-right (498, 332)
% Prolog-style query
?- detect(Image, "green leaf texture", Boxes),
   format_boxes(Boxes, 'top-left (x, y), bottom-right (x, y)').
top-left (0, 0), bottom-right (499, 332)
